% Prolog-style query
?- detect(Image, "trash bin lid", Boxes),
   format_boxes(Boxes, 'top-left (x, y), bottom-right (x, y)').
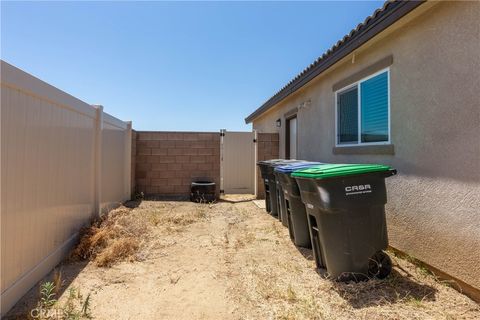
top-left (274, 161), bottom-right (324, 174)
top-left (272, 159), bottom-right (303, 166)
top-left (258, 159), bottom-right (303, 167)
top-left (257, 159), bottom-right (285, 166)
top-left (291, 163), bottom-right (393, 179)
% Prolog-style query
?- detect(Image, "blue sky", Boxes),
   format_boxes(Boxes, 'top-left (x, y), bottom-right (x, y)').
top-left (1, 1), bottom-right (383, 132)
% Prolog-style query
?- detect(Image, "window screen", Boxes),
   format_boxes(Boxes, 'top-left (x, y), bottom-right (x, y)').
top-left (337, 87), bottom-right (358, 144)
top-left (360, 71), bottom-right (389, 142)
top-left (335, 69), bottom-right (390, 146)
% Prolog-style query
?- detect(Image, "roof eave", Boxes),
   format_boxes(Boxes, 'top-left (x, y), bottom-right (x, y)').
top-left (245, 0), bottom-right (425, 124)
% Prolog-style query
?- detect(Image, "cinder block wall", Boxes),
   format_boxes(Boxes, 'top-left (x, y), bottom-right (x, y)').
top-left (256, 133), bottom-right (279, 199)
top-left (134, 131), bottom-right (220, 197)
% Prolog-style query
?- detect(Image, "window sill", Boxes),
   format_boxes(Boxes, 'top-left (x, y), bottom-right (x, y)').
top-left (332, 144), bottom-right (395, 155)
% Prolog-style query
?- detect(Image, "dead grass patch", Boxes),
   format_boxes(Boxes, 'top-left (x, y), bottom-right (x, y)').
top-left (70, 206), bottom-right (149, 267)
top-left (234, 231), bottom-right (256, 249)
top-left (142, 201), bottom-right (209, 233)
top-left (94, 237), bottom-right (140, 267)
top-left (69, 201), bottom-right (210, 267)
top-left (277, 295), bottom-right (325, 320)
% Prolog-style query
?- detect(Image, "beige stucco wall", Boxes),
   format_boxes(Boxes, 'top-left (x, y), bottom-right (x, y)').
top-left (252, 1), bottom-right (480, 290)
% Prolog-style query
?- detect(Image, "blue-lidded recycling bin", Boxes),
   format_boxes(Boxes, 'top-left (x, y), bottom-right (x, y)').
top-left (274, 161), bottom-right (323, 246)
top-left (257, 159), bottom-right (302, 220)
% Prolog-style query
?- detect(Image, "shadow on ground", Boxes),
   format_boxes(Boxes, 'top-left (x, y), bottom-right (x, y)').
top-left (219, 194), bottom-right (257, 204)
top-left (295, 246), bottom-right (315, 261)
top-left (124, 199), bottom-right (143, 208)
top-left (333, 269), bottom-right (438, 308)
top-left (142, 194), bottom-right (257, 204)
top-left (143, 195), bottom-right (190, 201)
top-left (6, 199), bottom-right (144, 319)
top-left (5, 261), bottom-right (90, 319)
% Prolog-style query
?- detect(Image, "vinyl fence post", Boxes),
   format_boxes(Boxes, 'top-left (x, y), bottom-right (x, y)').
top-left (125, 121), bottom-right (132, 201)
top-left (93, 105), bottom-right (103, 218)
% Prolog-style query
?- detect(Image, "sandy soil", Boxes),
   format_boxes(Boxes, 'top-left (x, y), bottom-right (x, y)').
top-left (7, 201), bottom-right (480, 320)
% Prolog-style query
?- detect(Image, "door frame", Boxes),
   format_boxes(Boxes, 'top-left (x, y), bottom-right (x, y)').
top-left (254, 130), bottom-right (258, 197)
top-left (219, 129), bottom-right (256, 194)
top-left (285, 114), bottom-right (298, 160)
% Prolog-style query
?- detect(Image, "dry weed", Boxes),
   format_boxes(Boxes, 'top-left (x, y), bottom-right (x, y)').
top-left (277, 295), bottom-right (325, 320)
top-left (169, 274), bottom-right (181, 284)
top-left (142, 202), bottom-right (209, 232)
top-left (223, 232), bottom-right (230, 246)
top-left (254, 268), bottom-right (295, 302)
top-left (53, 269), bottom-right (63, 296)
top-left (70, 201), bottom-right (209, 267)
top-left (234, 231), bottom-right (256, 249)
top-left (70, 206), bottom-right (149, 267)
top-left (95, 237), bottom-right (140, 267)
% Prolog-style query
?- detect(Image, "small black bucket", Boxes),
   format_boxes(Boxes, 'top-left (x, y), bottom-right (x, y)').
top-left (190, 179), bottom-right (216, 203)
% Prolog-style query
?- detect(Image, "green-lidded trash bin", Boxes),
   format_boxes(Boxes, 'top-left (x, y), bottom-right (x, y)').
top-left (292, 164), bottom-right (397, 281)
top-left (274, 161), bottom-right (323, 239)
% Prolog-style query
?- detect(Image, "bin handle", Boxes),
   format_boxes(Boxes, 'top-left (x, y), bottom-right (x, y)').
top-left (386, 169), bottom-right (397, 177)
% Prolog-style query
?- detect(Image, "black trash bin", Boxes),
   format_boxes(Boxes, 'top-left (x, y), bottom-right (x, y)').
top-left (274, 161), bottom-right (323, 246)
top-left (257, 159), bottom-right (300, 219)
top-left (292, 164), bottom-right (396, 281)
top-left (257, 159), bottom-right (285, 213)
top-left (266, 160), bottom-right (302, 220)
top-left (274, 176), bottom-right (288, 226)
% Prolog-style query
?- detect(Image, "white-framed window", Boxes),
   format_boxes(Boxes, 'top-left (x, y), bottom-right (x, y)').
top-left (335, 68), bottom-right (390, 146)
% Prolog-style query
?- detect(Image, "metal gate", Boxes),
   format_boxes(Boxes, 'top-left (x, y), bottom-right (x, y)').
top-left (220, 130), bottom-right (255, 194)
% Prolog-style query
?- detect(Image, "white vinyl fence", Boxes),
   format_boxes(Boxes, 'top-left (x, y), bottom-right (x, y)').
top-left (0, 60), bottom-right (132, 315)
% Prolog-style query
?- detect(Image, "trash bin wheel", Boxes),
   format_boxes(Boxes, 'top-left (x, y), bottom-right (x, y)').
top-left (368, 251), bottom-right (392, 279)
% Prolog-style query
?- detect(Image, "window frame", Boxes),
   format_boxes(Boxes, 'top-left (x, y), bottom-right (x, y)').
top-left (334, 67), bottom-right (391, 147)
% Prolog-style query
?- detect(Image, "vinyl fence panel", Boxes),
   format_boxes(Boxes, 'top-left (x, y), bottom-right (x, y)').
top-left (0, 60), bottom-right (132, 315)
top-left (101, 114), bottom-right (132, 212)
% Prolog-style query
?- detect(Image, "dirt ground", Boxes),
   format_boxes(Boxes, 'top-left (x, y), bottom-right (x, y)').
top-left (7, 200), bottom-right (480, 320)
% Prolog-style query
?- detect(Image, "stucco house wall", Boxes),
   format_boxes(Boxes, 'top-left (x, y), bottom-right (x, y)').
top-left (251, 1), bottom-right (480, 291)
